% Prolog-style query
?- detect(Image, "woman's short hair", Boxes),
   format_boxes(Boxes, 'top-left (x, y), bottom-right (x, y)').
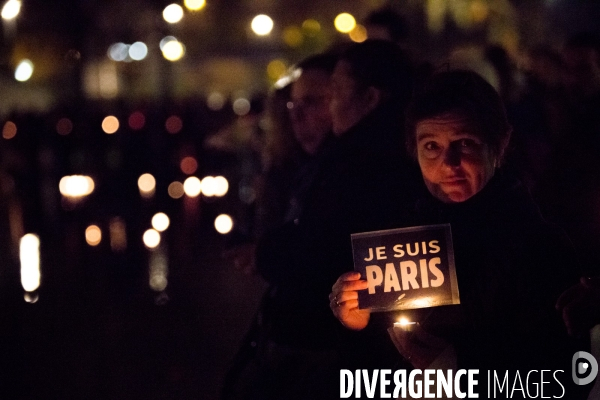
top-left (405, 69), bottom-right (512, 162)
top-left (338, 39), bottom-right (413, 107)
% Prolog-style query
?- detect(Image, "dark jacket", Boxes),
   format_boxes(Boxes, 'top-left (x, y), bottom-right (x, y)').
top-left (386, 171), bottom-right (588, 397)
top-left (256, 102), bottom-right (420, 351)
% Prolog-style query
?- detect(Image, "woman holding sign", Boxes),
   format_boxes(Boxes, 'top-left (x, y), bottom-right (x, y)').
top-left (330, 70), bottom-right (589, 398)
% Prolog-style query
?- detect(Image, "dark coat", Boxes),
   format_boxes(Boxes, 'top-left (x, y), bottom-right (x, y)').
top-left (256, 102), bottom-right (419, 351)
top-left (386, 171), bottom-right (588, 397)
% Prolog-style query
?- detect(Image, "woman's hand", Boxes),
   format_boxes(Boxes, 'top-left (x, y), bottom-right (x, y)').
top-left (329, 272), bottom-right (371, 330)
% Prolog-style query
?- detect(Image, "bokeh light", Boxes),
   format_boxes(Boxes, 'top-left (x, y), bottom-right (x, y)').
top-left (128, 111), bottom-right (146, 130)
top-left (163, 3), bottom-right (184, 23)
top-left (109, 217), bottom-right (127, 252)
top-left (161, 38), bottom-right (185, 61)
top-left (302, 19), bottom-right (321, 36)
top-left (233, 98), bottom-right (251, 116)
top-left (200, 176), bottom-right (216, 196)
top-left (282, 26), bottom-right (303, 47)
top-left (334, 13), bottom-right (356, 33)
top-left (149, 250), bottom-right (168, 292)
top-left (213, 176), bottom-right (229, 197)
top-left (165, 115), bottom-right (183, 134)
top-left (267, 59), bottom-right (287, 81)
top-left (20, 233), bottom-right (40, 292)
top-left (108, 43), bottom-right (129, 61)
top-left (184, 0), bottom-right (206, 11)
top-left (168, 181), bottom-right (185, 199)
top-left (143, 229), bottom-right (161, 249)
top-left (85, 225), bottom-right (102, 246)
top-left (349, 24), bottom-right (367, 43)
top-left (183, 176), bottom-right (202, 197)
top-left (152, 213), bottom-right (170, 232)
top-left (129, 42), bottom-right (148, 61)
top-left (1, 0), bottom-right (21, 20)
top-left (2, 121), bottom-right (17, 139)
top-left (207, 92), bottom-right (226, 110)
top-left (56, 118), bottom-right (73, 135)
top-left (138, 173), bottom-right (156, 197)
top-left (102, 115), bottom-right (119, 134)
top-left (214, 214), bottom-right (233, 234)
top-left (59, 175), bottom-right (95, 198)
top-left (15, 59), bottom-right (34, 82)
top-left (180, 156), bottom-right (198, 174)
top-left (251, 14), bottom-right (274, 36)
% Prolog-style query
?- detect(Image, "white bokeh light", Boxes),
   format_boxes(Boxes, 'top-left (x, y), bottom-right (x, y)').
top-left (213, 176), bottom-right (229, 197)
top-left (161, 38), bottom-right (185, 61)
top-left (143, 229), bottom-right (161, 249)
top-left (129, 42), bottom-right (148, 61)
top-left (251, 14), bottom-right (274, 36)
top-left (183, 176), bottom-right (202, 197)
top-left (151, 213), bottom-right (170, 232)
top-left (15, 59), bottom-right (33, 82)
top-left (214, 214), bottom-right (233, 234)
top-left (20, 233), bottom-right (40, 292)
top-left (108, 43), bottom-right (129, 61)
top-left (163, 3), bottom-right (184, 23)
top-left (1, 0), bottom-right (21, 20)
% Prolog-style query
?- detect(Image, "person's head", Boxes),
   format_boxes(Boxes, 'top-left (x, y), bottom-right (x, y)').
top-left (364, 7), bottom-right (408, 44)
top-left (287, 53), bottom-right (337, 154)
top-left (562, 32), bottom-right (600, 96)
top-left (406, 70), bottom-right (511, 203)
top-left (330, 39), bottom-right (413, 135)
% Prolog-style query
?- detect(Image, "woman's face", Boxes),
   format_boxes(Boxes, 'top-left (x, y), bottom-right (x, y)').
top-left (329, 61), bottom-right (374, 136)
top-left (416, 115), bottom-right (496, 203)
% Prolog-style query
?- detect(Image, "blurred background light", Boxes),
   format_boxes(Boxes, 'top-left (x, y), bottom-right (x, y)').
top-left (184, 0), bottom-right (206, 11)
top-left (59, 175), bottom-right (95, 198)
top-left (232, 98), bottom-right (250, 116)
top-left (206, 92), bottom-right (225, 111)
top-left (129, 42), bottom-right (148, 61)
top-left (102, 115), bottom-right (119, 134)
top-left (213, 176), bottom-right (229, 197)
top-left (2, 121), bottom-right (17, 139)
top-left (56, 118), bottom-right (73, 136)
top-left (183, 176), bottom-right (201, 197)
top-left (349, 24), bottom-right (367, 42)
top-left (20, 233), bottom-right (40, 292)
top-left (168, 181), bottom-right (185, 199)
top-left (151, 212), bottom-right (170, 232)
top-left (214, 214), bottom-right (233, 234)
top-left (1, 0), bottom-right (21, 20)
top-left (15, 59), bottom-right (34, 82)
top-left (163, 3), bottom-right (184, 23)
top-left (200, 176), bottom-right (216, 196)
top-left (109, 217), bottom-right (127, 252)
top-left (149, 249), bottom-right (168, 292)
top-left (251, 14), bottom-right (274, 36)
top-left (138, 173), bottom-right (156, 198)
top-left (165, 115), bottom-right (183, 134)
top-left (267, 59), bottom-right (287, 81)
top-left (108, 42), bottom-right (130, 62)
top-left (282, 26), bottom-right (303, 48)
top-left (128, 111), bottom-right (146, 130)
top-left (161, 38), bottom-right (185, 61)
top-left (85, 225), bottom-right (102, 246)
top-left (143, 229), bottom-right (161, 249)
top-left (334, 12), bottom-right (356, 33)
top-left (301, 19), bottom-right (321, 36)
top-left (180, 156), bottom-right (198, 174)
